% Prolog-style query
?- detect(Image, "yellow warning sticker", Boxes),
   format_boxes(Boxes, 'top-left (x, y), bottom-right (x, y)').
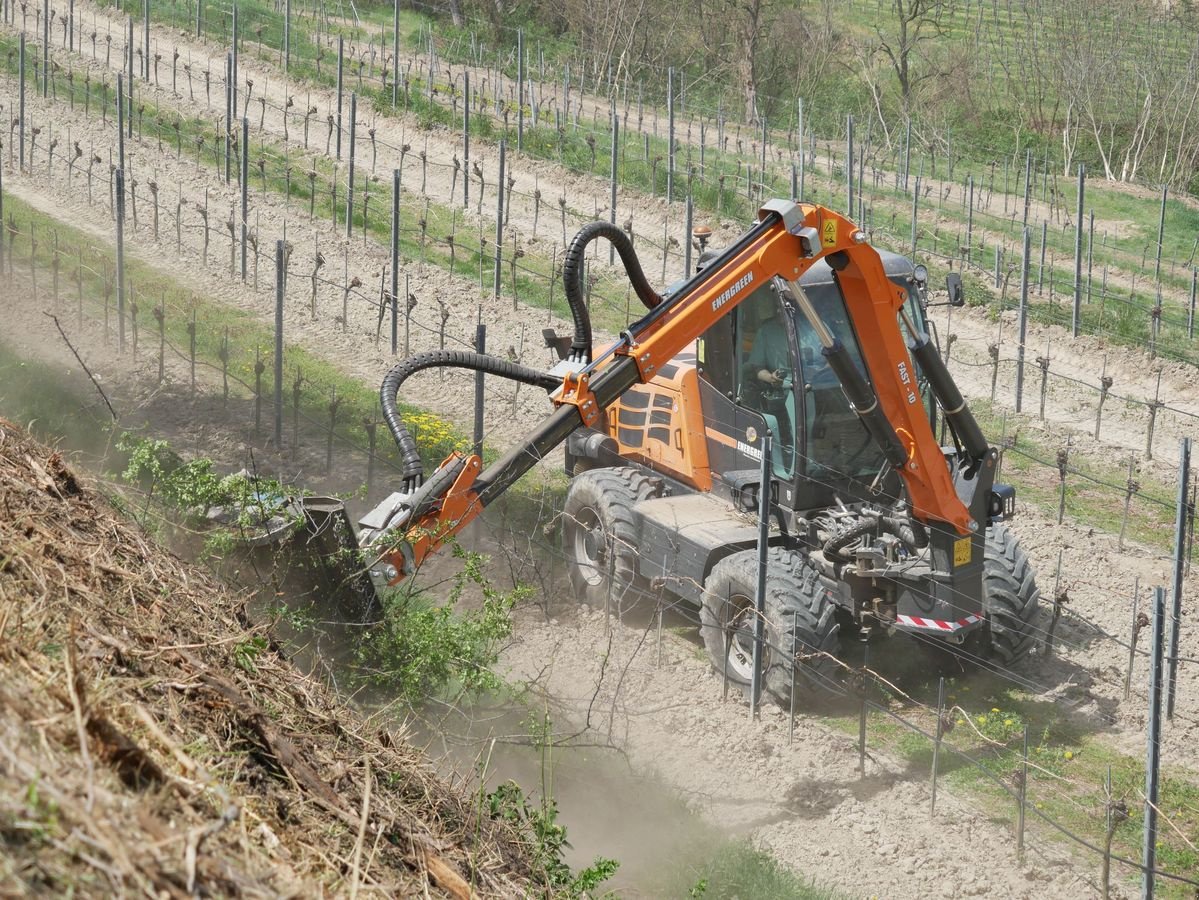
top-left (953, 536), bottom-right (972, 567)
top-left (822, 219), bottom-right (838, 247)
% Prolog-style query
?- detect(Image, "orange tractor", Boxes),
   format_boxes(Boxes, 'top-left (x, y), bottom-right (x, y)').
top-left (335, 200), bottom-right (1039, 701)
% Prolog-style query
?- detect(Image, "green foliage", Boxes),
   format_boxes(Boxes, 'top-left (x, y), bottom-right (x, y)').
top-left (233, 635), bottom-right (269, 674)
top-left (671, 841), bottom-right (839, 899)
top-left (486, 780), bottom-right (619, 897)
top-left (354, 544), bottom-right (524, 704)
top-left (116, 432), bottom-right (288, 524)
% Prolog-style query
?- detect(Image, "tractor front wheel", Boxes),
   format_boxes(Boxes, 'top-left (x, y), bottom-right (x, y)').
top-left (699, 547), bottom-right (840, 703)
top-left (562, 467), bottom-right (661, 614)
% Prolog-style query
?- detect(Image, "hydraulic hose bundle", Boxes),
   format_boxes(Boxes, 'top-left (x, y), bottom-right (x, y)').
top-left (380, 350), bottom-right (559, 492)
top-left (380, 224), bottom-right (664, 491)
top-left (561, 222), bottom-right (663, 363)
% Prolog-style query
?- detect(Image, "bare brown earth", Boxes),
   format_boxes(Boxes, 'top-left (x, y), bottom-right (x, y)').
top-left (0, 415), bottom-right (543, 897)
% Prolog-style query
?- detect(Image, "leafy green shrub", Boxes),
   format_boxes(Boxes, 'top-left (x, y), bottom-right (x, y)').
top-left (354, 544), bottom-right (525, 704)
top-left (487, 780), bottom-right (619, 897)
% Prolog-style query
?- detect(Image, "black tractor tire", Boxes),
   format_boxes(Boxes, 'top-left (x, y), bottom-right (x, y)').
top-left (980, 523), bottom-right (1041, 666)
top-left (562, 467), bottom-right (662, 613)
top-left (699, 547), bottom-right (841, 703)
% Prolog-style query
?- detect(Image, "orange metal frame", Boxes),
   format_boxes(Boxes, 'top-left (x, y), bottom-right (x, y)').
top-left (381, 203), bottom-right (973, 583)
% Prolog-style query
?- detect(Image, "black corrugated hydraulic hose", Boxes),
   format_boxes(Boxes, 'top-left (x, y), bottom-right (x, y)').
top-left (562, 221), bottom-right (663, 363)
top-left (380, 349), bottom-right (560, 491)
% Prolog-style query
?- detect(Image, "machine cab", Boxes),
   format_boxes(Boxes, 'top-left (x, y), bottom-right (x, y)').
top-left (695, 251), bottom-right (933, 515)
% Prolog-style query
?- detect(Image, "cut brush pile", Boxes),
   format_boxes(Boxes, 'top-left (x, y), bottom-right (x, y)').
top-left (0, 416), bottom-right (540, 897)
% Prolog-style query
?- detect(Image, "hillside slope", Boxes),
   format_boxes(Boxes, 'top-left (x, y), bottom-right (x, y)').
top-left (0, 417), bottom-right (539, 897)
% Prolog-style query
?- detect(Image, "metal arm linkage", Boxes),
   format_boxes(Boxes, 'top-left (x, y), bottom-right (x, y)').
top-left (374, 201), bottom-right (985, 583)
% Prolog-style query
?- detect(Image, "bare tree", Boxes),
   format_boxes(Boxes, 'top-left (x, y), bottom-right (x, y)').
top-left (874, 0), bottom-right (956, 112)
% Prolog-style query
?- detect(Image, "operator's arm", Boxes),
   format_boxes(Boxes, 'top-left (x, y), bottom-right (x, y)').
top-left (747, 322), bottom-right (786, 385)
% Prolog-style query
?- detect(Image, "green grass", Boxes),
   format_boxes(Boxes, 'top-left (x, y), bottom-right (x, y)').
top-left (831, 671), bottom-right (1199, 897)
top-left (0, 186), bottom-right (464, 473)
top-left (663, 840), bottom-right (844, 899)
top-left (39, 2), bottom-right (1199, 369)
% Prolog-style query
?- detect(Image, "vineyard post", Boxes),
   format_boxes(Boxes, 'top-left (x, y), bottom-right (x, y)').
top-left (1021, 149), bottom-right (1031, 227)
top-left (1188, 269), bottom-right (1198, 340)
top-left (493, 140), bottom-right (505, 297)
top-left (1038, 220), bottom-right (1047, 294)
top-left (391, 0), bottom-right (399, 109)
top-left (1016, 226), bottom-right (1029, 413)
top-left (748, 432), bottom-right (772, 720)
top-left (68, 0), bottom-right (74, 51)
top-left (1017, 725), bottom-right (1029, 860)
top-left (126, 17), bottom-right (133, 135)
top-left (760, 115), bottom-right (767, 201)
top-left (666, 67), bottom-right (674, 203)
top-left (391, 168), bottom-right (399, 355)
top-left (346, 93), bottom-right (356, 237)
top-left (229, 6), bottom-right (237, 136)
top-left (142, 0), bottom-right (149, 80)
top-left (1154, 184), bottom-right (1167, 286)
top-left (19, 34), bottom-right (25, 171)
top-left (473, 322), bottom-right (486, 458)
top-left (1087, 209), bottom-right (1095, 304)
top-left (0, 154), bottom-right (4, 275)
top-left (240, 117), bottom-right (248, 280)
top-left (903, 117), bottom-right (911, 192)
top-left (195, 0), bottom-right (201, 38)
top-left (1143, 586), bottom-right (1165, 900)
top-left (325, 389), bottom-right (339, 474)
top-left (1166, 437), bottom-right (1191, 719)
top-left (364, 418), bottom-right (377, 497)
top-left (1073, 164), bottom-right (1084, 337)
top-left (1054, 445), bottom-right (1069, 523)
top-left (846, 114), bottom-right (853, 218)
top-left (404, 273), bottom-right (411, 356)
top-left (274, 239), bottom-right (284, 449)
top-left (188, 310), bottom-right (196, 398)
top-left (115, 168), bottom-right (126, 352)
top-left (965, 175), bottom-right (973, 264)
top-left (930, 675), bottom-right (945, 816)
top-left (609, 101), bottom-right (617, 265)
top-left (41, 0), bottom-right (48, 97)
top-left (788, 610), bottom-right (798, 745)
top-left (463, 72), bottom-right (469, 209)
top-left (117, 73), bottom-right (126, 173)
top-left (155, 305), bottom-right (164, 384)
top-left (284, 0), bottom-right (291, 72)
top-left (335, 36), bottom-right (343, 159)
top-left (910, 161), bottom-right (921, 254)
top-left (684, 193), bottom-right (693, 276)
top-left (799, 102), bottom-right (806, 199)
top-left (517, 28), bottom-right (525, 152)
top-left (223, 53), bottom-right (231, 182)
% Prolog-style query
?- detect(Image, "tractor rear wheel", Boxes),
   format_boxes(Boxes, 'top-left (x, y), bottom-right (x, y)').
top-left (562, 467), bottom-right (661, 613)
top-left (980, 523), bottom-right (1041, 665)
top-left (699, 547), bottom-right (840, 703)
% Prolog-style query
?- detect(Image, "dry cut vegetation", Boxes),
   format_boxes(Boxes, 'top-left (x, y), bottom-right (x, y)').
top-left (0, 416), bottom-right (543, 897)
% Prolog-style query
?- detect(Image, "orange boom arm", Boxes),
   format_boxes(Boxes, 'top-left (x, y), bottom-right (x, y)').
top-left (377, 201), bottom-right (975, 583)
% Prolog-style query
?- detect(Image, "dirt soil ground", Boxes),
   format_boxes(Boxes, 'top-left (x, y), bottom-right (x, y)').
top-left (0, 416), bottom-right (543, 897)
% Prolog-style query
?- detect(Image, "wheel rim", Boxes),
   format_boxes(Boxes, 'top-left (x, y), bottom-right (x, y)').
top-left (723, 593), bottom-right (758, 682)
top-left (572, 505), bottom-right (607, 588)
